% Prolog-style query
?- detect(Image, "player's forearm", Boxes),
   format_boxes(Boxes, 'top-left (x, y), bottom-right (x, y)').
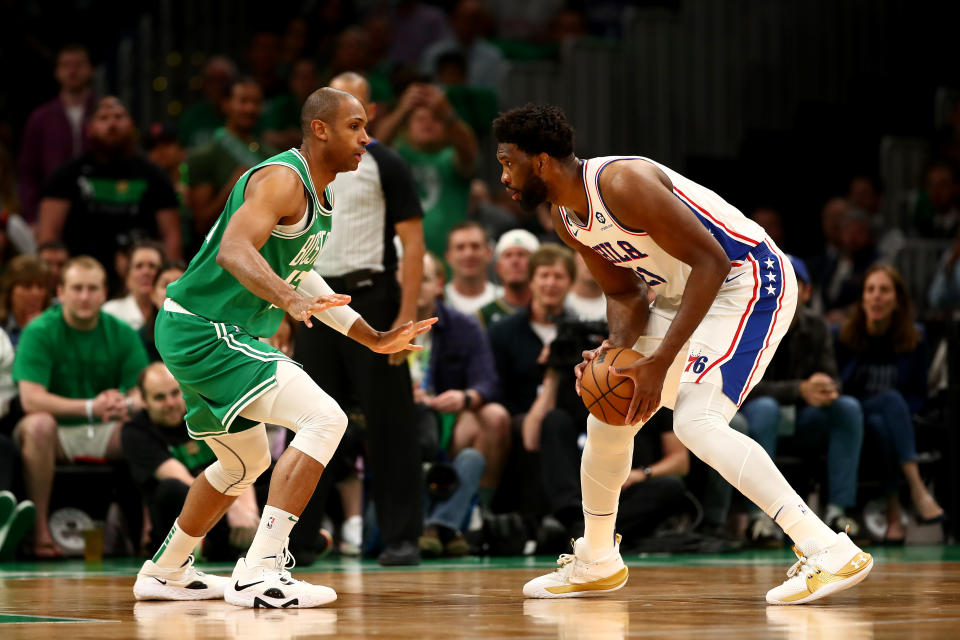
top-left (650, 451), bottom-right (690, 478)
top-left (396, 234), bottom-right (425, 323)
top-left (605, 291), bottom-right (650, 348)
top-left (653, 261), bottom-right (727, 363)
top-left (446, 118), bottom-right (478, 174)
top-left (217, 241), bottom-right (298, 311)
top-left (346, 316), bottom-right (383, 350)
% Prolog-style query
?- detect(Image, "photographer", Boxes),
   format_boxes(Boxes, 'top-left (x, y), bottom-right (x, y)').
top-left (410, 253), bottom-right (509, 554)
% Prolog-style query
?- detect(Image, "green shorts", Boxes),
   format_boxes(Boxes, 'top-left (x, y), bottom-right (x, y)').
top-left (155, 304), bottom-right (297, 439)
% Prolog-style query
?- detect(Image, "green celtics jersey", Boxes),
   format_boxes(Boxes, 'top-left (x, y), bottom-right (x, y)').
top-left (166, 148), bottom-right (333, 337)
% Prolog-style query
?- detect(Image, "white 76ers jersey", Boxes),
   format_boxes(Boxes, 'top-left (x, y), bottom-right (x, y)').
top-left (559, 156), bottom-right (767, 310)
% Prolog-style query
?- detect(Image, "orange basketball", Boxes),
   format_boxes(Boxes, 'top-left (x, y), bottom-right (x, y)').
top-left (580, 347), bottom-right (642, 426)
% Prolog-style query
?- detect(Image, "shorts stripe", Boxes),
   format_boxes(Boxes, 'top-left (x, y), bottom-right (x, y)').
top-left (695, 255), bottom-right (760, 383)
top-left (213, 322), bottom-right (292, 364)
top-left (737, 244), bottom-right (788, 404)
top-left (222, 375), bottom-right (278, 430)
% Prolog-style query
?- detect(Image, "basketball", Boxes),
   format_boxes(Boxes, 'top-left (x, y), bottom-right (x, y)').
top-left (580, 347), bottom-right (642, 425)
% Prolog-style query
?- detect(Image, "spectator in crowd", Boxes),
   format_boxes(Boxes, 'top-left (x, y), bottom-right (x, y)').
top-left (412, 251), bottom-right (509, 514)
top-left (36, 242), bottom-right (69, 297)
top-left (35, 97), bottom-right (182, 293)
top-left (12, 256), bottom-right (149, 557)
top-left (378, 82), bottom-right (477, 256)
top-left (749, 207), bottom-right (786, 251)
top-left (17, 44), bottom-right (97, 223)
top-left (564, 252), bottom-right (606, 321)
top-left (431, 50), bottom-right (499, 138)
top-left (185, 78), bottom-right (276, 240)
top-left (294, 72), bottom-right (426, 567)
top-left (421, 0), bottom-right (507, 90)
top-left (817, 207), bottom-right (879, 325)
top-left (912, 162), bottom-right (960, 239)
top-left (478, 229), bottom-right (539, 327)
top-left (178, 56), bottom-right (237, 149)
top-left (388, 0), bottom-right (452, 68)
top-left (263, 58), bottom-right (319, 151)
top-left (122, 362), bottom-right (259, 558)
top-left (489, 244), bottom-right (575, 432)
top-left (928, 229), bottom-right (960, 309)
top-left (740, 256), bottom-right (864, 544)
top-left (847, 174), bottom-right (901, 261)
top-left (143, 124), bottom-right (192, 255)
top-left (443, 221), bottom-right (497, 314)
top-left (139, 261), bottom-right (185, 362)
top-left (0, 255), bottom-right (51, 347)
top-left (835, 264), bottom-right (946, 543)
top-left (102, 241), bottom-right (165, 330)
top-left (468, 179), bottom-right (521, 240)
top-left (246, 31), bottom-right (284, 99)
top-left (279, 17), bottom-right (310, 71)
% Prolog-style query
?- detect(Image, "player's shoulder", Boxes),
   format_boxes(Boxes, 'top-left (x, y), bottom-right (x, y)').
top-left (597, 158), bottom-right (663, 190)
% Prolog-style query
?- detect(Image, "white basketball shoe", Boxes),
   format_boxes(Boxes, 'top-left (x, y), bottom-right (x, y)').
top-left (766, 532), bottom-right (873, 605)
top-left (133, 555), bottom-right (231, 601)
top-left (523, 535), bottom-right (629, 598)
top-left (224, 539), bottom-right (337, 608)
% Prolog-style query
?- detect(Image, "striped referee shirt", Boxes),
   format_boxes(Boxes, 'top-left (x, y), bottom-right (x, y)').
top-left (314, 140), bottom-right (423, 277)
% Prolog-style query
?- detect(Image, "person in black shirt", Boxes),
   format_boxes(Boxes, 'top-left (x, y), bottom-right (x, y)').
top-left (122, 362), bottom-right (259, 557)
top-left (36, 97), bottom-right (182, 294)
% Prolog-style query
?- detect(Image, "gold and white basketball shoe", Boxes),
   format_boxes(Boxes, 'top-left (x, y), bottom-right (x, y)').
top-left (766, 532), bottom-right (873, 605)
top-left (523, 535), bottom-right (629, 598)
top-left (134, 555), bottom-right (231, 601)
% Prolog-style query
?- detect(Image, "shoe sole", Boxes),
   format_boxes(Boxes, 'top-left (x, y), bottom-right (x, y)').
top-left (766, 558), bottom-right (874, 605)
top-left (224, 588), bottom-right (337, 608)
top-left (133, 577), bottom-right (227, 601)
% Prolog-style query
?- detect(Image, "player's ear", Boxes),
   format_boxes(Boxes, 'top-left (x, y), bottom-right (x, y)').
top-left (535, 152), bottom-right (549, 173)
top-left (311, 119), bottom-right (328, 141)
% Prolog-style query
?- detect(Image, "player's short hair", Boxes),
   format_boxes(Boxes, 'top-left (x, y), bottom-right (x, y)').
top-left (300, 87), bottom-right (355, 135)
top-left (527, 243), bottom-right (575, 281)
top-left (61, 255), bottom-right (107, 287)
top-left (493, 103), bottom-right (575, 158)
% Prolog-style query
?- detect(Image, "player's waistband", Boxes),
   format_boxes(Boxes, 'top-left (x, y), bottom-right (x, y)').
top-left (163, 298), bottom-right (198, 317)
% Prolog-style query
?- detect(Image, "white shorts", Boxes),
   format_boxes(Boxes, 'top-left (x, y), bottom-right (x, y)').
top-left (58, 422), bottom-right (119, 462)
top-left (634, 240), bottom-right (798, 409)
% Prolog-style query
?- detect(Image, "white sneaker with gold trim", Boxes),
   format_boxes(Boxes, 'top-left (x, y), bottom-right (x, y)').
top-left (523, 535), bottom-right (629, 599)
top-left (766, 532), bottom-right (873, 605)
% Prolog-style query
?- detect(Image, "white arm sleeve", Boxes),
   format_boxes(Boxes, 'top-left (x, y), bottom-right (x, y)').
top-left (297, 270), bottom-right (362, 335)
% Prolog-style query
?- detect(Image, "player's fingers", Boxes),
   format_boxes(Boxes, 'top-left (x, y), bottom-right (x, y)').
top-left (625, 391), bottom-right (642, 425)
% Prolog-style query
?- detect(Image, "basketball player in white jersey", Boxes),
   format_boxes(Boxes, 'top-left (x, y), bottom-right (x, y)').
top-left (493, 104), bottom-right (872, 605)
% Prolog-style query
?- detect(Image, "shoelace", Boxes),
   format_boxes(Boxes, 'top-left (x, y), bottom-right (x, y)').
top-left (554, 553), bottom-right (578, 578)
top-left (785, 551), bottom-right (824, 580)
top-left (273, 544), bottom-right (297, 583)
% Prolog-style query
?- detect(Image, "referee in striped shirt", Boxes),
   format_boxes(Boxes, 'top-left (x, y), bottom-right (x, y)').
top-left (294, 73), bottom-right (426, 565)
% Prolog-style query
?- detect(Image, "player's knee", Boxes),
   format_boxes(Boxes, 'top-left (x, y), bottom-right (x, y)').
top-left (17, 412), bottom-right (58, 446)
top-left (289, 403), bottom-right (348, 467)
top-left (479, 402), bottom-right (510, 440)
top-left (585, 416), bottom-right (637, 456)
top-left (205, 444), bottom-right (270, 497)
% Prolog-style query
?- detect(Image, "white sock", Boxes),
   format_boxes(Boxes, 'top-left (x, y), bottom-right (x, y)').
top-left (246, 505), bottom-right (299, 566)
top-left (768, 494), bottom-right (838, 549)
top-left (153, 519), bottom-right (203, 569)
top-left (580, 417), bottom-right (638, 563)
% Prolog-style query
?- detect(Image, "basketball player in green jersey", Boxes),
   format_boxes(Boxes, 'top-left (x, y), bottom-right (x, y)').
top-left (132, 87), bottom-right (437, 608)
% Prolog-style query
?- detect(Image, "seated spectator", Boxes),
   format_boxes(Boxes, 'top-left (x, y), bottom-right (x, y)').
top-left (835, 264), bottom-right (946, 543)
top-left (421, 0), bottom-right (507, 90)
top-left (928, 229), bottom-right (960, 310)
top-left (388, 0), bottom-right (451, 68)
top-left (36, 97), bottom-right (182, 293)
top-left (122, 362), bottom-right (259, 558)
top-left (749, 207), bottom-right (787, 251)
top-left (740, 256), bottom-right (864, 544)
top-left (912, 163), bottom-right (960, 239)
top-left (477, 229), bottom-right (539, 327)
top-left (0, 256), bottom-right (51, 347)
top-left (564, 252), bottom-right (606, 321)
top-left (411, 252), bottom-right (509, 515)
top-left (378, 82), bottom-right (477, 256)
top-left (489, 244), bottom-right (575, 442)
top-left (12, 256), bottom-right (149, 557)
top-left (17, 44), bottom-right (97, 223)
top-left (139, 261), bottom-right (186, 362)
top-left (262, 58), bottom-right (319, 151)
top-left (143, 124), bottom-right (191, 253)
top-left (102, 241), bottom-right (165, 330)
top-left (815, 206), bottom-right (879, 326)
top-left (185, 78), bottom-right (276, 241)
top-left (36, 242), bottom-right (70, 298)
top-left (443, 221), bottom-right (497, 313)
top-left (178, 56), bottom-right (237, 150)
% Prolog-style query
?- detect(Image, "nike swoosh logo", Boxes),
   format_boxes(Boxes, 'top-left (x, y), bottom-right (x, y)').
top-left (725, 272), bottom-right (746, 283)
top-left (235, 580), bottom-right (265, 591)
top-left (153, 577), bottom-right (167, 585)
top-left (288, 516), bottom-right (298, 522)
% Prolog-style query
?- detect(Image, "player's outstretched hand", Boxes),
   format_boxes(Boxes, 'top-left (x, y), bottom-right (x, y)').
top-left (608, 354), bottom-right (671, 425)
top-left (370, 317), bottom-right (438, 354)
top-left (574, 339), bottom-right (614, 396)
top-left (287, 294), bottom-right (352, 328)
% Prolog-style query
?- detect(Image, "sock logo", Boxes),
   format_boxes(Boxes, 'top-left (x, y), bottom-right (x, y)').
top-left (266, 516), bottom-right (276, 530)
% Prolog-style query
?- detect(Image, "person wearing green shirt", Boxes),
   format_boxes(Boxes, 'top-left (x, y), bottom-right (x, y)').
top-left (12, 256), bottom-right (149, 558)
top-left (376, 82), bottom-right (478, 256)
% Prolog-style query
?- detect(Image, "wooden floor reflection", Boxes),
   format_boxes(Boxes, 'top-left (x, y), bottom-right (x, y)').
top-left (1, 561), bottom-right (959, 639)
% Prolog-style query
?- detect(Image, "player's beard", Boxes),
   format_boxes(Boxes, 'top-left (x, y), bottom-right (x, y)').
top-left (519, 173), bottom-right (548, 212)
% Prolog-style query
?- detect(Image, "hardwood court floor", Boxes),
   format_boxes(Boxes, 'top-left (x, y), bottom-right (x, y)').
top-left (1, 546), bottom-right (959, 639)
